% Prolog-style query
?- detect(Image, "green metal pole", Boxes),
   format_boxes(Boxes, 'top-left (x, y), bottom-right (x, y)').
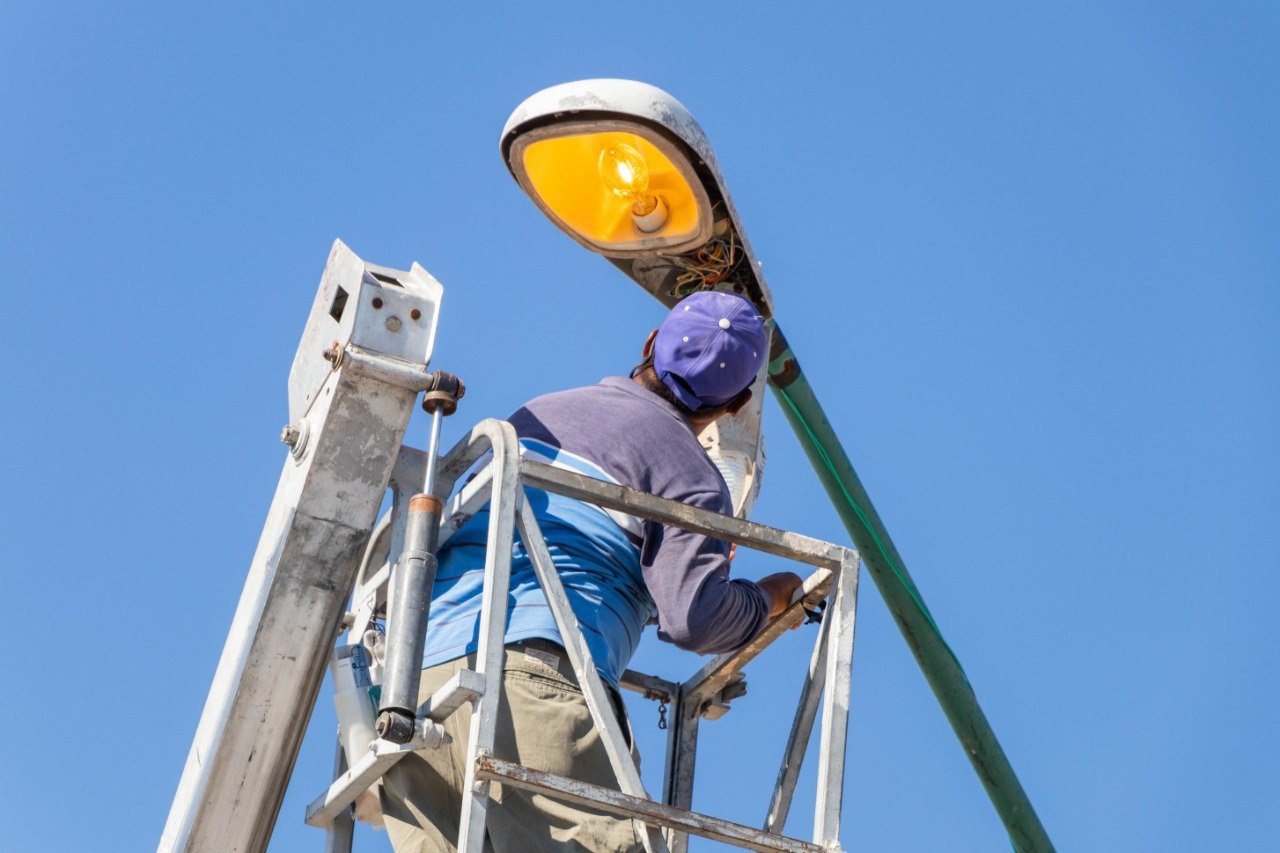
top-left (766, 324), bottom-right (1055, 853)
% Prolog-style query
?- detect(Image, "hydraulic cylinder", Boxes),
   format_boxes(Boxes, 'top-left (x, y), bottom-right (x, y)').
top-left (377, 493), bottom-right (443, 743)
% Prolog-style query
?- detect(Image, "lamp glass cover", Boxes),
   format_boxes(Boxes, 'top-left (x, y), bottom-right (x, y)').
top-left (519, 130), bottom-right (703, 250)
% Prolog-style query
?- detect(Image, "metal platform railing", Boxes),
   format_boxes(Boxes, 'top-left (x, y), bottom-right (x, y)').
top-left (306, 418), bottom-right (861, 853)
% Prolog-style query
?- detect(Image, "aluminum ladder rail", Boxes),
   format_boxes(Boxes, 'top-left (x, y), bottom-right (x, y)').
top-left (305, 418), bottom-right (862, 852)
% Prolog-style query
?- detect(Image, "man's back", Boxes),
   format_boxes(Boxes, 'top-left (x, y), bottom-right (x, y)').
top-left (420, 375), bottom-right (769, 685)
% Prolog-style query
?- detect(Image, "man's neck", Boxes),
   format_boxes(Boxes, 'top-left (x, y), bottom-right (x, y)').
top-left (630, 374), bottom-right (712, 431)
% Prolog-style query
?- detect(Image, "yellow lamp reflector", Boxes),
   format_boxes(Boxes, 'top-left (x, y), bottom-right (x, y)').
top-left (518, 129), bottom-right (708, 253)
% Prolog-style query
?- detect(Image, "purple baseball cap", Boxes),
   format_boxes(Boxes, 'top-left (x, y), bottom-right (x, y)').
top-left (653, 291), bottom-right (767, 411)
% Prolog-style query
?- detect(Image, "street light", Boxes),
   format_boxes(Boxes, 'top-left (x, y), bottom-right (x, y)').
top-left (501, 79), bottom-right (1056, 853)
top-left (501, 79), bottom-right (773, 313)
top-left (502, 80), bottom-right (713, 255)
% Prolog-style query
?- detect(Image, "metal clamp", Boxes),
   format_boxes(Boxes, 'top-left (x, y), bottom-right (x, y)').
top-left (422, 370), bottom-right (466, 416)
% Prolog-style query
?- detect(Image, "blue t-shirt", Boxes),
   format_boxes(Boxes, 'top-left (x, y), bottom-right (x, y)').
top-left (420, 377), bottom-right (769, 686)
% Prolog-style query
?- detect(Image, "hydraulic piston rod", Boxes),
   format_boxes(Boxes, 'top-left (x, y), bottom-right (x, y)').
top-left (376, 371), bottom-right (465, 743)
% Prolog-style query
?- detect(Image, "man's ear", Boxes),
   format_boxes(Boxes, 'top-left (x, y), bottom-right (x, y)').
top-left (725, 387), bottom-right (753, 415)
top-left (641, 329), bottom-right (659, 359)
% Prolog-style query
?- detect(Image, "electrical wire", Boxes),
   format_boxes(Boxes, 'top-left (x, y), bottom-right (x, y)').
top-left (669, 222), bottom-right (741, 297)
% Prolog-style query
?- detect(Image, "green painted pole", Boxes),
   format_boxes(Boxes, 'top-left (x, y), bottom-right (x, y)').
top-left (766, 324), bottom-right (1055, 853)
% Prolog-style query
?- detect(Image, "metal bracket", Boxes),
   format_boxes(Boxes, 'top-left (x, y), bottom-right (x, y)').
top-left (700, 673), bottom-right (747, 721)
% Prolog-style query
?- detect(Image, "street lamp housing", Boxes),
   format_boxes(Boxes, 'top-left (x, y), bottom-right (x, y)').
top-left (500, 79), bottom-right (772, 315)
top-left (502, 83), bottom-right (715, 257)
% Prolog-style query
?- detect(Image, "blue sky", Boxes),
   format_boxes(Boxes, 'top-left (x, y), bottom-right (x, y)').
top-left (2, 3), bottom-right (1276, 851)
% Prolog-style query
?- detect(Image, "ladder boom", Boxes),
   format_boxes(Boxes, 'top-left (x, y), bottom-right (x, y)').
top-left (160, 242), bottom-right (443, 851)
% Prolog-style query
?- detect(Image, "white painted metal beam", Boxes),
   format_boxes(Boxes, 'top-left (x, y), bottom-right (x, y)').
top-left (161, 242), bottom-right (443, 852)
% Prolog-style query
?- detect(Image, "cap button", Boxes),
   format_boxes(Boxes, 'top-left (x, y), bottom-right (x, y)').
top-left (718, 318), bottom-right (731, 329)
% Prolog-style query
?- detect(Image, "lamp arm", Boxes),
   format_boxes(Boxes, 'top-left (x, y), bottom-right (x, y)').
top-left (766, 323), bottom-right (1056, 853)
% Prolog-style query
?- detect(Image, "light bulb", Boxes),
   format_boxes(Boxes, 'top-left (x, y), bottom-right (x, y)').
top-left (598, 143), bottom-right (662, 219)
top-left (599, 143), bottom-right (650, 200)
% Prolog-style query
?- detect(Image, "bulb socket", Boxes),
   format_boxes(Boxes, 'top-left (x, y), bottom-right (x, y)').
top-left (632, 195), bottom-right (669, 233)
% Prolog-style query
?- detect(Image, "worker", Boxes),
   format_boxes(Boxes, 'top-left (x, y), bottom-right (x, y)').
top-left (380, 290), bottom-right (803, 852)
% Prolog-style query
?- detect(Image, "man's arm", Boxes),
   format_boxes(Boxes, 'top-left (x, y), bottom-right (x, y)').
top-left (757, 571), bottom-right (805, 620)
top-left (640, 490), bottom-right (797, 654)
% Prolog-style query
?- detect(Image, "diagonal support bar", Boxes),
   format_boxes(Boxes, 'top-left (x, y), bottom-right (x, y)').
top-left (305, 740), bottom-right (418, 829)
top-left (516, 496), bottom-right (669, 853)
top-left (682, 569), bottom-right (834, 706)
top-left (304, 670), bottom-right (484, 829)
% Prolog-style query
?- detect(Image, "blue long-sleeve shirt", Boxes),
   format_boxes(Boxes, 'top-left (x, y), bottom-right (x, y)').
top-left (420, 376), bottom-right (769, 686)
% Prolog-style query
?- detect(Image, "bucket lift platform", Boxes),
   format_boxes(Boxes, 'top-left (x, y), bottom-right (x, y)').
top-left (306, 418), bottom-right (861, 853)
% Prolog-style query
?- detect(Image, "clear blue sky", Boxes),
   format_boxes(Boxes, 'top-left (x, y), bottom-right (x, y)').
top-left (2, 3), bottom-right (1276, 851)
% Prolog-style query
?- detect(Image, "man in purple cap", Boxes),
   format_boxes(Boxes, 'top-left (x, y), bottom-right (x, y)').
top-left (381, 291), bottom-right (802, 853)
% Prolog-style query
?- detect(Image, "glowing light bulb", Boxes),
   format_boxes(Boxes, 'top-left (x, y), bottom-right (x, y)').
top-left (599, 143), bottom-right (650, 200)
top-left (598, 142), bottom-right (667, 230)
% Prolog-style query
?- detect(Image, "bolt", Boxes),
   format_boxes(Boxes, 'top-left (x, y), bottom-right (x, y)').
top-left (322, 340), bottom-right (341, 364)
top-left (280, 425), bottom-right (301, 446)
top-left (386, 316), bottom-right (402, 332)
top-left (410, 308), bottom-right (422, 321)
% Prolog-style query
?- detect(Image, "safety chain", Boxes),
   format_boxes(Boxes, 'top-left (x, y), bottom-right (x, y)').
top-left (643, 689), bottom-right (671, 730)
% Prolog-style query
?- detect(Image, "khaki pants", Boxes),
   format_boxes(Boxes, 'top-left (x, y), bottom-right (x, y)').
top-left (381, 640), bottom-right (644, 853)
